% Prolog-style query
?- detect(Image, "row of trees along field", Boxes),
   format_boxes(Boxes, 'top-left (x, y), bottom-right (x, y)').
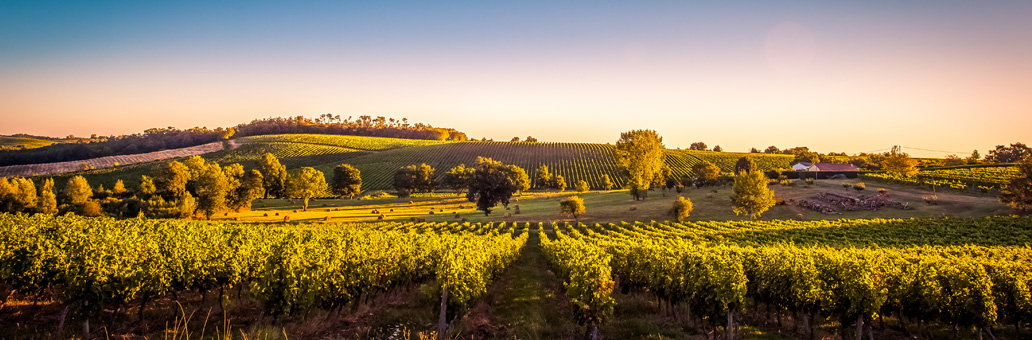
top-left (0, 115), bottom-right (467, 167)
top-left (0, 213), bottom-right (526, 338)
top-left (0, 153), bottom-right (345, 219)
top-left (688, 142), bottom-right (1030, 170)
top-left (541, 217), bottom-right (1032, 340)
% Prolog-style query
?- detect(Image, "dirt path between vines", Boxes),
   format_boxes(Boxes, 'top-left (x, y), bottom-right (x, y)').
top-left (455, 230), bottom-right (580, 339)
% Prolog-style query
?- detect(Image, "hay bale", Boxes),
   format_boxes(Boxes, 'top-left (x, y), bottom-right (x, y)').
top-left (275, 212), bottom-right (280, 216)
top-left (263, 213), bottom-right (268, 217)
top-left (284, 216), bottom-right (290, 222)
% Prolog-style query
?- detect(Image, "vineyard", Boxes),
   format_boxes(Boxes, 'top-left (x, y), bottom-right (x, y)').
top-left (863, 165), bottom-right (1019, 192)
top-left (0, 135), bottom-right (56, 150)
top-left (0, 213), bottom-right (527, 339)
top-left (541, 217), bottom-right (1032, 339)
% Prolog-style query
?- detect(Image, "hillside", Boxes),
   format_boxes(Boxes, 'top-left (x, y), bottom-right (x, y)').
top-left (31, 134), bottom-right (796, 190)
top-left (0, 136), bottom-right (56, 150)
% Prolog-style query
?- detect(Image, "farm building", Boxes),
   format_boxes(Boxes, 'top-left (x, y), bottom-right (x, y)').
top-left (794, 162), bottom-right (858, 171)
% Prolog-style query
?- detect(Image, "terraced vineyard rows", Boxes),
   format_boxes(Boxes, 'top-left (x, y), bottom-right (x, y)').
top-left (543, 217), bottom-right (1032, 339)
top-left (863, 165), bottom-right (1019, 191)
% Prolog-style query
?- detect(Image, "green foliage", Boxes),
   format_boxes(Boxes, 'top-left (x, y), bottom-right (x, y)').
top-left (670, 196), bottom-right (693, 222)
top-left (534, 165), bottom-right (552, 189)
top-left (540, 232), bottom-right (614, 327)
top-left (0, 177), bottom-right (37, 213)
top-left (441, 164), bottom-right (473, 194)
top-left (466, 157), bottom-right (518, 216)
top-left (1000, 157), bottom-right (1032, 214)
top-left (138, 175), bottom-right (156, 197)
top-left (257, 153), bottom-right (287, 198)
top-left (195, 162), bottom-right (230, 219)
top-left (560, 196), bottom-right (585, 221)
top-left (285, 167), bottom-right (328, 211)
top-left (692, 161), bottom-right (721, 185)
top-left (506, 165), bottom-right (531, 194)
top-left (230, 169), bottom-right (264, 211)
top-left (155, 161), bottom-right (190, 199)
top-left (63, 175), bottom-right (93, 206)
top-left (552, 175), bottom-right (566, 192)
top-left (883, 146), bottom-right (918, 178)
top-left (393, 163), bottom-right (436, 197)
top-left (615, 130), bottom-right (665, 200)
top-left (731, 168), bottom-right (775, 220)
top-left (601, 174), bottom-right (614, 190)
top-left (330, 164), bottom-right (362, 199)
top-left (574, 180), bottom-right (589, 193)
top-left (36, 178), bottom-right (58, 214)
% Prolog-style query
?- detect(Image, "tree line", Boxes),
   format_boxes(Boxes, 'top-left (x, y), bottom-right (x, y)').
top-left (0, 115), bottom-right (468, 167)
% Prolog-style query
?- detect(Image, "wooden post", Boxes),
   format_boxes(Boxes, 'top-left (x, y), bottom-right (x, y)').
top-left (437, 287), bottom-right (448, 340)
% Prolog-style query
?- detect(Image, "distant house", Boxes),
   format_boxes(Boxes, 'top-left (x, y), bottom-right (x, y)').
top-left (806, 163), bottom-right (859, 171)
top-left (791, 162), bottom-right (812, 171)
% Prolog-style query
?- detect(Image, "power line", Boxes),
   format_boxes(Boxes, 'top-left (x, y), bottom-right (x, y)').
top-left (899, 146), bottom-right (970, 155)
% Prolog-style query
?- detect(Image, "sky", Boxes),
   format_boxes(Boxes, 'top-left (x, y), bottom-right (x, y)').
top-left (1, 1), bottom-right (1030, 158)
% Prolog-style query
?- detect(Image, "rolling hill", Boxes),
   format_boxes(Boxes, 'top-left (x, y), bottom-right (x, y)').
top-left (35, 134), bottom-right (795, 191)
top-left (0, 136), bottom-right (56, 150)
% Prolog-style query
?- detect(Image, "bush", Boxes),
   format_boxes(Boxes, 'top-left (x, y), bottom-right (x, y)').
top-left (853, 182), bottom-right (866, 191)
top-left (842, 182), bottom-right (851, 189)
top-left (923, 195), bottom-right (938, 205)
top-left (670, 196), bottom-right (693, 222)
top-left (804, 177), bottom-right (814, 185)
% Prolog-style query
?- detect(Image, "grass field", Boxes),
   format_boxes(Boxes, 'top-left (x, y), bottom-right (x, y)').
top-left (211, 177), bottom-right (1008, 224)
top-left (0, 135), bottom-right (56, 149)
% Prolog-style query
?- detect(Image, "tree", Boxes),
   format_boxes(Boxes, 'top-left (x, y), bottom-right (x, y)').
top-left (155, 160), bottom-right (190, 199)
top-left (230, 169), bottom-right (264, 211)
top-left (466, 157), bottom-right (518, 216)
top-left (112, 179), bottom-right (127, 195)
top-left (692, 161), bottom-right (721, 186)
top-left (511, 137), bottom-right (521, 142)
top-left (944, 154), bottom-right (965, 166)
top-left (764, 146), bottom-right (780, 154)
top-left (285, 167), bottom-right (328, 211)
top-left (330, 164), bottom-right (362, 199)
top-left (1000, 156), bottom-right (1032, 215)
top-left (734, 156), bottom-right (754, 175)
top-left (560, 196), bottom-right (585, 222)
top-left (791, 147), bottom-right (821, 164)
top-left (0, 177), bottom-right (37, 213)
top-left (552, 175), bottom-right (567, 192)
top-left (535, 165), bottom-right (553, 189)
top-left (601, 174), bottom-right (614, 190)
top-left (615, 130), bottom-right (665, 200)
top-left (441, 164), bottom-right (473, 195)
top-left (750, 147), bottom-right (761, 153)
top-left (985, 142), bottom-right (1031, 163)
top-left (967, 150), bottom-right (982, 164)
top-left (575, 180), bottom-right (589, 193)
top-left (139, 175), bottom-right (157, 198)
top-left (882, 146), bottom-right (918, 178)
top-left (506, 165), bottom-right (531, 195)
top-left (257, 153), bottom-right (287, 198)
top-left (64, 176), bottom-right (93, 206)
top-left (731, 167), bottom-right (775, 220)
top-left (393, 163), bottom-right (436, 197)
top-left (689, 142), bottom-right (707, 151)
top-left (36, 178), bottom-right (58, 214)
top-left (525, 136), bottom-right (538, 143)
top-left (670, 196), bottom-right (693, 222)
top-left (195, 163), bottom-right (230, 219)
top-left (713, 145), bottom-right (723, 152)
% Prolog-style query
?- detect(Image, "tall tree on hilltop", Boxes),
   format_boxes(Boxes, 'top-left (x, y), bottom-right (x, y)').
top-left (331, 164), bottom-right (362, 199)
top-left (615, 130), bottom-right (665, 200)
top-left (689, 142), bottom-right (707, 151)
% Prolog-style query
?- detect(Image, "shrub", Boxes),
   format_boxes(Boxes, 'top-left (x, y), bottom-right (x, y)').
top-left (804, 177), bottom-right (814, 185)
top-left (853, 182), bottom-right (866, 191)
